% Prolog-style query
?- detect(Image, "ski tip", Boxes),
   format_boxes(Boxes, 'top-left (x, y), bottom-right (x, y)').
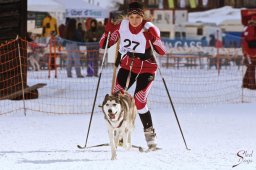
top-left (139, 147), bottom-right (162, 153)
top-left (77, 145), bottom-right (86, 149)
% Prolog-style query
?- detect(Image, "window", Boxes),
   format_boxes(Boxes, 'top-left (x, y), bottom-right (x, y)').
top-left (175, 32), bottom-right (182, 39)
top-left (182, 32), bottom-right (186, 38)
top-left (161, 31), bottom-right (170, 38)
top-left (175, 32), bottom-right (186, 39)
top-left (197, 27), bottom-right (203, 35)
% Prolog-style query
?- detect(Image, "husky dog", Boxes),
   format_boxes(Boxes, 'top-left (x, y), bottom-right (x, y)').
top-left (28, 43), bottom-right (44, 71)
top-left (102, 92), bottom-right (137, 160)
top-left (28, 54), bottom-right (41, 71)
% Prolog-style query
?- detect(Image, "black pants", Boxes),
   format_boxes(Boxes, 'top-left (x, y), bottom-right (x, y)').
top-left (114, 68), bottom-right (155, 113)
top-left (116, 68), bottom-right (154, 94)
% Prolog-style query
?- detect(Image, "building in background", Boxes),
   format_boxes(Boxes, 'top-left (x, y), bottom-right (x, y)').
top-left (124, 0), bottom-right (256, 11)
top-left (120, 0), bottom-right (251, 40)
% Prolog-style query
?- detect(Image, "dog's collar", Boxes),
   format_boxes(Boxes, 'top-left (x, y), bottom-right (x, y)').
top-left (105, 110), bottom-right (125, 128)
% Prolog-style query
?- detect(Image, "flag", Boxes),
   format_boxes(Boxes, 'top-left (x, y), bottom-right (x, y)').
top-left (203, 0), bottom-right (208, 7)
top-left (189, 0), bottom-right (197, 8)
top-left (168, 0), bottom-right (174, 8)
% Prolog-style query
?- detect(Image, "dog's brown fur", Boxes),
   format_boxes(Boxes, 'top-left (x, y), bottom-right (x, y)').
top-left (102, 92), bottom-right (137, 160)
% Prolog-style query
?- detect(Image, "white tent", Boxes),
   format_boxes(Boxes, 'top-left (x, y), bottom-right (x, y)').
top-left (189, 6), bottom-right (242, 25)
top-left (54, 0), bottom-right (110, 18)
top-left (27, 0), bottom-right (65, 12)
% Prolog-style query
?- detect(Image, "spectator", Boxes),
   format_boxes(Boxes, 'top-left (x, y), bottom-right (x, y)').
top-left (77, 23), bottom-right (85, 42)
top-left (85, 18), bottom-right (91, 31)
top-left (242, 16), bottom-right (256, 89)
top-left (58, 24), bottom-right (65, 38)
top-left (42, 13), bottom-right (59, 38)
top-left (85, 19), bottom-right (102, 77)
top-left (97, 21), bottom-right (105, 35)
top-left (209, 34), bottom-right (216, 47)
top-left (64, 19), bottom-right (84, 78)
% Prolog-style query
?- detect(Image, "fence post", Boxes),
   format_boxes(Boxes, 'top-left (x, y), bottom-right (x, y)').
top-left (17, 36), bottom-right (26, 116)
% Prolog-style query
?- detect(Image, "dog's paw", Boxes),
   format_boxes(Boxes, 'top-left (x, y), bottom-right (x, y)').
top-left (111, 154), bottom-right (117, 160)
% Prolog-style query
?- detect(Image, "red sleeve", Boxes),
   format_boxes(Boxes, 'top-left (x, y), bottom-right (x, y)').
top-left (143, 34), bottom-right (166, 56)
top-left (144, 22), bottom-right (166, 55)
top-left (144, 28), bottom-right (166, 55)
top-left (241, 26), bottom-right (256, 56)
top-left (151, 38), bottom-right (166, 55)
top-left (99, 20), bottom-right (121, 49)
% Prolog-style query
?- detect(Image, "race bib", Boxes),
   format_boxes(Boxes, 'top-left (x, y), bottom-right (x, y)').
top-left (119, 20), bottom-right (146, 54)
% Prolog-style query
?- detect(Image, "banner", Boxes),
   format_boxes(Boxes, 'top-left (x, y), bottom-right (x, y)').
top-left (161, 38), bottom-right (208, 48)
top-left (65, 9), bottom-right (109, 18)
top-left (168, 0), bottom-right (174, 8)
top-left (189, 0), bottom-right (197, 8)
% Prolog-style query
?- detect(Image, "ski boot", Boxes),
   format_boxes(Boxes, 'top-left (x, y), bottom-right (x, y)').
top-left (144, 126), bottom-right (157, 151)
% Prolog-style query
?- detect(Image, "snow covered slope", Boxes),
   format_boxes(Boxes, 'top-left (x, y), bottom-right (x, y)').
top-left (0, 103), bottom-right (255, 170)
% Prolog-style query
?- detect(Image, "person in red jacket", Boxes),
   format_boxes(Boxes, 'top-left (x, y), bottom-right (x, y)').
top-left (100, 1), bottom-right (166, 150)
top-left (242, 16), bottom-right (256, 89)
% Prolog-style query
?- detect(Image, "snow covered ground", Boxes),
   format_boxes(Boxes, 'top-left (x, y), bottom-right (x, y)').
top-left (0, 102), bottom-right (255, 170)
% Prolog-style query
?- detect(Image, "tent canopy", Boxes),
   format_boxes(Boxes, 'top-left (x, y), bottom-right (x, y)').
top-left (28, 0), bottom-right (110, 18)
top-left (27, 0), bottom-right (65, 12)
top-left (189, 6), bottom-right (241, 25)
top-left (54, 0), bottom-right (110, 18)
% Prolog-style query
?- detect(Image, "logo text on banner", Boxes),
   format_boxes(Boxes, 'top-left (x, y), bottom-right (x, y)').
top-left (161, 38), bottom-right (208, 48)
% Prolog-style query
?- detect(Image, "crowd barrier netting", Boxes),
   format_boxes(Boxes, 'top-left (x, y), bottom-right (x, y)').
top-left (0, 37), bottom-right (255, 115)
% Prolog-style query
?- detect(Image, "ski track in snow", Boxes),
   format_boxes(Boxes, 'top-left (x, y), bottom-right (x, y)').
top-left (0, 103), bottom-right (256, 170)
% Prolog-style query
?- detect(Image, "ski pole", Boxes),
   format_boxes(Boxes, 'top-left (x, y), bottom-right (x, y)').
top-left (77, 32), bottom-right (110, 149)
top-left (149, 41), bottom-right (190, 150)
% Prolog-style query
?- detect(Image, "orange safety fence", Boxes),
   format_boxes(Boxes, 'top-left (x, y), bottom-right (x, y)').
top-left (0, 37), bottom-right (256, 115)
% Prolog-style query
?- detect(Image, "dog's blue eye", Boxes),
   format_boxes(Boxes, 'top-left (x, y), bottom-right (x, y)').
top-left (106, 104), bottom-right (109, 106)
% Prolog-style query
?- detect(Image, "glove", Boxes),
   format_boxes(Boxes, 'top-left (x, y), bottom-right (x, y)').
top-left (144, 22), bottom-right (160, 36)
top-left (144, 29), bottom-right (157, 43)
